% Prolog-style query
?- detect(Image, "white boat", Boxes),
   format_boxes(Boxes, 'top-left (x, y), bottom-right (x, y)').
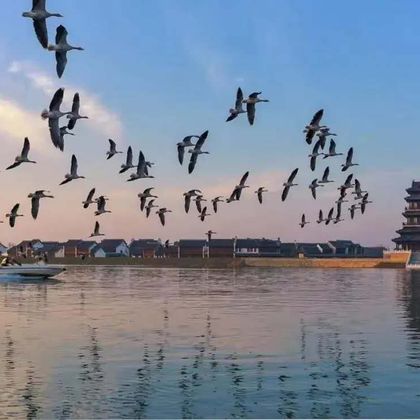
top-left (0, 264), bottom-right (65, 279)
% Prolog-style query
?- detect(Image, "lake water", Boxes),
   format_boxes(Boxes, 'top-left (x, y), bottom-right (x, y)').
top-left (0, 266), bottom-right (420, 418)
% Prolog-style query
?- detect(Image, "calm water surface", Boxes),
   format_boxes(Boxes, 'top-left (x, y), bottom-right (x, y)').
top-left (1, 266), bottom-right (420, 418)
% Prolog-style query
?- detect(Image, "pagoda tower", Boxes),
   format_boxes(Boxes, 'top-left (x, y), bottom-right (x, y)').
top-left (393, 181), bottom-right (420, 250)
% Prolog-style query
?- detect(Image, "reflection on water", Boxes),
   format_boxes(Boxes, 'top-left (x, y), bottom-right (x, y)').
top-left (1, 267), bottom-right (420, 418)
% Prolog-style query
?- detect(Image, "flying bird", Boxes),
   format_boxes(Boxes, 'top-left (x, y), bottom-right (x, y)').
top-left (194, 195), bottom-right (207, 213)
top-left (234, 171), bottom-right (250, 200)
top-left (106, 139), bottom-right (122, 160)
top-left (60, 154), bottom-right (85, 185)
top-left (41, 88), bottom-right (71, 151)
top-left (316, 210), bottom-right (325, 224)
top-left (82, 188), bottom-right (96, 209)
top-left (177, 136), bottom-right (198, 165)
top-left (47, 25), bottom-right (84, 78)
top-left (304, 109), bottom-right (325, 144)
top-left (6, 204), bottom-right (23, 228)
top-left (319, 167), bottom-right (334, 184)
top-left (59, 126), bottom-right (74, 149)
top-left (325, 207), bottom-right (334, 225)
top-left (341, 147), bottom-right (358, 172)
top-left (336, 186), bottom-right (348, 204)
top-left (308, 139), bottom-right (323, 171)
top-left (183, 189), bottom-right (202, 213)
top-left (28, 190), bottom-right (54, 220)
top-left (339, 174), bottom-right (354, 190)
top-left (128, 151), bottom-right (154, 181)
top-left (145, 199), bottom-right (158, 218)
top-left (322, 139), bottom-right (343, 159)
top-left (255, 187), bottom-right (268, 204)
top-left (352, 179), bottom-right (367, 200)
top-left (211, 196), bottom-right (224, 213)
top-left (156, 208), bottom-right (172, 226)
top-left (334, 202), bottom-right (344, 224)
top-left (299, 214), bottom-right (309, 228)
top-left (90, 221), bottom-right (104, 238)
top-left (22, 0), bottom-right (63, 49)
top-left (120, 146), bottom-right (135, 174)
top-left (226, 87), bottom-right (246, 122)
top-left (349, 204), bottom-right (359, 220)
top-left (309, 179), bottom-right (323, 199)
top-left (67, 93), bottom-right (88, 130)
top-left (6, 137), bottom-right (36, 170)
top-left (139, 188), bottom-right (158, 211)
top-left (360, 193), bottom-right (372, 214)
top-left (316, 127), bottom-right (336, 149)
top-left (281, 168), bottom-right (299, 201)
top-left (199, 207), bottom-right (210, 222)
top-left (242, 92), bottom-right (269, 125)
top-left (95, 196), bottom-right (111, 216)
top-left (188, 130), bottom-right (209, 174)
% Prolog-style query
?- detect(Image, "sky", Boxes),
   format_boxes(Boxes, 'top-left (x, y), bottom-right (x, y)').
top-left (0, 0), bottom-right (419, 247)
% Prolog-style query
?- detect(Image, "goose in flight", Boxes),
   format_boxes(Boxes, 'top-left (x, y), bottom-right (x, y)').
top-left (325, 207), bottom-right (334, 225)
top-left (308, 139), bottom-right (323, 171)
top-left (145, 199), bottom-right (158, 218)
top-left (309, 179), bottom-right (323, 199)
top-left (95, 196), bottom-right (111, 216)
top-left (322, 139), bottom-right (342, 159)
top-left (255, 187), bottom-right (268, 204)
top-left (28, 190), bottom-right (54, 220)
top-left (199, 206), bottom-right (211, 222)
top-left (90, 221), bottom-right (104, 238)
top-left (119, 146), bottom-right (135, 174)
top-left (206, 230), bottom-right (216, 241)
top-left (67, 93), bottom-right (88, 130)
top-left (352, 179), bottom-right (367, 200)
top-left (139, 188), bottom-right (158, 211)
top-left (299, 214), bottom-right (309, 228)
top-left (226, 188), bottom-right (239, 203)
top-left (194, 195), bottom-right (207, 213)
top-left (59, 126), bottom-right (74, 150)
top-left (334, 202), bottom-right (344, 224)
top-left (339, 174), bottom-right (354, 190)
top-left (60, 154), bottom-right (85, 185)
top-left (22, 0), bottom-right (63, 49)
top-left (188, 130), bottom-right (209, 174)
top-left (177, 135), bottom-right (199, 165)
top-left (349, 204), bottom-right (360, 220)
top-left (226, 87), bottom-right (246, 122)
top-left (316, 127), bottom-right (336, 149)
top-left (360, 193), bottom-right (372, 214)
top-left (211, 196), bottom-right (224, 213)
top-left (319, 167), bottom-right (334, 184)
top-left (156, 208), bottom-right (172, 226)
top-left (304, 109), bottom-right (325, 144)
top-left (341, 147), bottom-right (358, 172)
top-left (47, 25), bottom-right (84, 78)
top-left (316, 210), bottom-right (325, 224)
top-left (128, 151), bottom-right (154, 181)
top-left (242, 92), bottom-right (269, 126)
top-left (106, 139), bottom-right (122, 160)
top-left (41, 88), bottom-right (71, 151)
top-left (336, 186), bottom-right (349, 204)
top-left (6, 204), bottom-right (23, 228)
top-left (6, 137), bottom-right (36, 170)
top-left (281, 168), bottom-right (299, 201)
top-left (234, 171), bottom-right (250, 199)
top-left (82, 188), bottom-right (96, 208)
top-left (183, 189), bottom-right (202, 213)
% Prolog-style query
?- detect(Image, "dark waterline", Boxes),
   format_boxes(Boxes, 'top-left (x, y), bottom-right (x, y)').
top-left (0, 267), bottom-right (420, 418)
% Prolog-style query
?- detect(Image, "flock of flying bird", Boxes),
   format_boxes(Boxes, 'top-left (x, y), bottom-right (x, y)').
top-left (10, 0), bottom-right (372, 239)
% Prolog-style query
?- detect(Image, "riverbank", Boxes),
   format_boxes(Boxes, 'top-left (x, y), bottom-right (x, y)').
top-left (39, 256), bottom-right (407, 269)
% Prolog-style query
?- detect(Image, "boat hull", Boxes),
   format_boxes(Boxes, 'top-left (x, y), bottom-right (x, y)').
top-left (0, 265), bottom-right (65, 279)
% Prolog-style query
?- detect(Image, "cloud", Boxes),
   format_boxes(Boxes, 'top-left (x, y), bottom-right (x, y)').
top-left (8, 60), bottom-right (123, 139)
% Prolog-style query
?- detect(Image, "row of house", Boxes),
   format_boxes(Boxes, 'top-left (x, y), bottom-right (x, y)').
top-left (6, 238), bottom-right (386, 259)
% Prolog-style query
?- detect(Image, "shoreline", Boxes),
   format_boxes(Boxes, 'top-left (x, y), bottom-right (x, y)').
top-left (35, 257), bottom-right (406, 269)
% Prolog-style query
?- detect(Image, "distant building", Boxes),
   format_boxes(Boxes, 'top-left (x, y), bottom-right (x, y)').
top-left (393, 181), bottom-right (420, 251)
top-left (63, 240), bottom-right (84, 258)
top-left (34, 241), bottom-right (64, 259)
top-left (208, 239), bottom-right (235, 257)
top-left (129, 239), bottom-right (162, 258)
top-left (234, 238), bottom-right (282, 257)
top-left (8, 239), bottom-right (43, 258)
top-left (0, 243), bottom-right (8, 255)
top-left (76, 241), bottom-right (97, 258)
top-left (178, 240), bottom-right (206, 257)
top-left (362, 247), bottom-right (386, 258)
top-left (92, 239), bottom-right (129, 257)
top-left (327, 240), bottom-right (363, 257)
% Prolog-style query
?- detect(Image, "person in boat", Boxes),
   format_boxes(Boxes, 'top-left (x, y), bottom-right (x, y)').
top-left (1, 256), bottom-right (22, 266)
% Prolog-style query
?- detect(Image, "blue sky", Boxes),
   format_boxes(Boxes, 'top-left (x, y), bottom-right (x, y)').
top-left (0, 1), bottom-right (418, 246)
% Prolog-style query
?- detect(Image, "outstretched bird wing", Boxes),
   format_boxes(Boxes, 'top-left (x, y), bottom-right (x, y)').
top-left (235, 87), bottom-right (244, 110)
top-left (188, 152), bottom-right (198, 174)
top-left (212, 200), bottom-right (218, 213)
top-left (246, 102), bottom-right (255, 125)
top-left (6, 161), bottom-right (21, 170)
top-left (33, 18), bottom-right (48, 49)
top-left (84, 188), bottom-right (95, 208)
top-left (70, 154), bottom-right (78, 175)
top-left (56, 51), bottom-right (67, 79)
top-left (322, 167), bottom-right (329, 182)
top-left (288, 168), bottom-right (299, 183)
top-left (281, 186), bottom-right (290, 202)
top-left (239, 171), bottom-right (249, 186)
top-left (177, 144), bottom-right (185, 165)
top-left (31, 196), bottom-right (40, 220)
top-left (22, 137), bottom-right (30, 158)
top-left (50, 88), bottom-right (64, 111)
top-left (184, 195), bottom-right (191, 213)
top-left (158, 212), bottom-right (165, 226)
